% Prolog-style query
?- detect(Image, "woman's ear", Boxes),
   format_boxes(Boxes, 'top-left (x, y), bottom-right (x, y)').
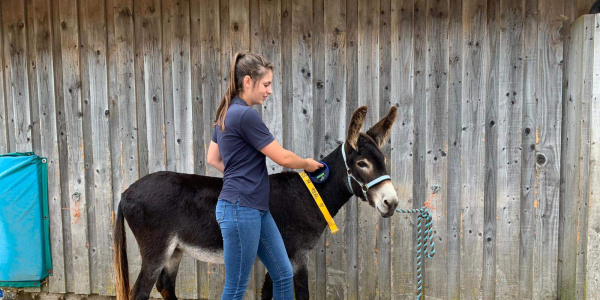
top-left (243, 75), bottom-right (253, 90)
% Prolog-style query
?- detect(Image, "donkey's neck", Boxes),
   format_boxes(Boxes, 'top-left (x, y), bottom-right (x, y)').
top-left (311, 144), bottom-right (355, 218)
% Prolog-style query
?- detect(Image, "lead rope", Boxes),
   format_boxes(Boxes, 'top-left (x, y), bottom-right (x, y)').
top-left (396, 184), bottom-right (441, 300)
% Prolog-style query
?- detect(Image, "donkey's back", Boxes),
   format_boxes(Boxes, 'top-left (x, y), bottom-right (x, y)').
top-left (120, 171), bottom-right (225, 259)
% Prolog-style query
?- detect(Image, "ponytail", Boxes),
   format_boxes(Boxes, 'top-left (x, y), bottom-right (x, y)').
top-left (214, 52), bottom-right (244, 131)
top-left (213, 52), bottom-right (274, 131)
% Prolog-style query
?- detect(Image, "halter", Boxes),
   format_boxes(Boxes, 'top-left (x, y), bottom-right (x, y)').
top-left (341, 142), bottom-right (391, 200)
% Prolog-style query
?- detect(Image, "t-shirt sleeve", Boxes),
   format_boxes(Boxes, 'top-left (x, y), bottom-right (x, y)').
top-left (212, 126), bottom-right (218, 143)
top-left (240, 109), bottom-right (275, 151)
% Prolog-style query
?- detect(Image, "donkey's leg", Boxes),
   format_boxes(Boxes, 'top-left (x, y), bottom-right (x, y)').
top-left (131, 261), bottom-right (164, 300)
top-left (131, 240), bottom-right (177, 300)
top-left (260, 272), bottom-right (273, 300)
top-left (293, 266), bottom-right (309, 300)
top-left (156, 249), bottom-right (183, 300)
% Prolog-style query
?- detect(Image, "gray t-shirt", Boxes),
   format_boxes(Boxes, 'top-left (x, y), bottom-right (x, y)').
top-left (212, 97), bottom-right (275, 211)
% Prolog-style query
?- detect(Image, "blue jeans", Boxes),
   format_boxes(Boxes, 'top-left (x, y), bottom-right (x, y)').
top-left (215, 199), bottom-right (294, 300)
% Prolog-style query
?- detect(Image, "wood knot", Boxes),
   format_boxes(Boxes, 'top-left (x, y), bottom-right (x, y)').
top-left (120, 8), bottom-right (132, 17)
top-left (536, 153), bottom-right (546, 165)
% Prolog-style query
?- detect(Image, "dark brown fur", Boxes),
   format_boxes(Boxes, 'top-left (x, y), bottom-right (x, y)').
top-left (366, 106), bottom-right (398, 148)
top-left (347, 106), bottom-right (367, 150)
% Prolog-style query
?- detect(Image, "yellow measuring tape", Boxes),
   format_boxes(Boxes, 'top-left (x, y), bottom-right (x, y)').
top-left (299, 171), bottom-right (339, 234)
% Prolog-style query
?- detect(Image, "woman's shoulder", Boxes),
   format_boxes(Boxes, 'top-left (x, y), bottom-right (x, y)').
top-left (226, 104), bottom-right (250, 120)
top-left (225, 105), bottom-right (256, 128)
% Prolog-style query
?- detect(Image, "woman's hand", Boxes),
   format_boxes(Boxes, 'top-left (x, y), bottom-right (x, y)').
top-left (303, 159), bottom-right (324, 172)
top-left (261, 140), bottom-right (324, 171)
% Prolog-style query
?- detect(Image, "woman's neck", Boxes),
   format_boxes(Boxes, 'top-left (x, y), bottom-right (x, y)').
top-left (236, 94), bottom-right (253, 106)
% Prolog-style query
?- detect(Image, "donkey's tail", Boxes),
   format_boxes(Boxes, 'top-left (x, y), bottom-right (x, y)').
top-left (114, 201), bottom-right (130, 300)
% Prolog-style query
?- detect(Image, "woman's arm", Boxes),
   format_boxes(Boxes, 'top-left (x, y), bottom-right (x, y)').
top-left (260, 140), bottom-right (323, 172)
top-left (207, 141), bottom-right (225, 173)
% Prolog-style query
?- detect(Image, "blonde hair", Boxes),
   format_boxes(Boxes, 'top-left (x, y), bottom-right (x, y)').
top-left (214, 52), bottom-right (273, 130)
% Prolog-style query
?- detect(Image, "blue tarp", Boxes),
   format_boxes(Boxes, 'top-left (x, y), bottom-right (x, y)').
top-left (0, 152), bottom-right (51, 288)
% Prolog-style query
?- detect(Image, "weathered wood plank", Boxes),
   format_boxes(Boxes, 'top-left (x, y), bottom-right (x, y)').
top-left (558, 14), bottom-right (585, 300)
top-left (28, 0), bottom-right (66, 293)
top-left (76, 0), bottom-right (96, 291)
top-left (2, 0), bottom-right (32, 153)
top-left (495, 0), bottom-right (524, 298)
top-left (50, 0), bottom-right (74, 292)
top-left (460, 0), bottom-right (486, 298)
top-left (378, 0), bottom-right (392, 298)
top-left (560, 7), bottom-right (585, 299)
top-left (446, 0), bottom-right (462, 298)
top-left (249, 0), bottom-right (259, 56)
top-left (79, 0), bottom-right (114, 294)
top-left (189, 0), bottom-right (205, 180)
top-left (390, 0), bottom-right (415, 298)
top-left (585, 14), bottom-right (600, 299)
top-left (323, 0), bottom-right (346, 298)
top-left (483, 0), bottom-right (499, 298)
top-left (229, 0), bottom-right (249, 52)
top-left (58, 0), bottom-right (90, 293)
top-left (0, 1), bottom-right (8, 154)
top-left (105, 4), bottom-right (121, 291)
top-left (533, 0), bottom-right (564, 298)
top-left (162, 0), bottom-right (176, 174)
top-left (519, 0), bottom-right (538, 298)
top-left (559, 14), bottom-right (595, 300)
top-left (141, 0), bottom-right (166, 175)
top-left (133, 0), bottom-right (148, 179)
top-left (25, 0), bottom-right (41, 155)
top-left (424, 0), bottom-right (449, 298)
top-left (357, 0), bottom-right (379, 298)
top-left (344, 0), bottom-right (359, 297)
top-left (291, 0), bottom-right (313, 157)
top-left (575, 15), bottom-right (595, 300)
top-left (111, 0), bottom-right (138, 215)
top-left (280, 0), bottom-right (292, 157)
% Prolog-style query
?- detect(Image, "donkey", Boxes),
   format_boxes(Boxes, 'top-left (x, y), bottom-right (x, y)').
top-left (113, 105), bottom-right (399, 300)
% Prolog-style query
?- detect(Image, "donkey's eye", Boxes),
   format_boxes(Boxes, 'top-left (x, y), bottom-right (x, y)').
top-left (357, 161), bottom-right (369, 168)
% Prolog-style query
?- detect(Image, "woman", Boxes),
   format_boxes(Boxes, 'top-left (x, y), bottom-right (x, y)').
top-left (206, 52), bottom-right (323, 300)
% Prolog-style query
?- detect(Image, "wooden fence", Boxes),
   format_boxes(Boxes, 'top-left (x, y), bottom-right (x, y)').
top-left (0, 0), bottom-right (599, 299)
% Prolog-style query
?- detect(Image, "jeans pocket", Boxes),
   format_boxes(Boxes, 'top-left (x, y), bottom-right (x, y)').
top-left (215, 200), bottom-right (225, 223)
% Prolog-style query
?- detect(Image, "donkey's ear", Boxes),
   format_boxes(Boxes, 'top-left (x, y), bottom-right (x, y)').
top-left (366, 106), bottom-right (398, 148)
top-left (347, 106), bottom-right (368, 150)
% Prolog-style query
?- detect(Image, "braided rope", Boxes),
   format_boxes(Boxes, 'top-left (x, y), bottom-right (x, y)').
top-left (396, 185), bottom-right (439, 300)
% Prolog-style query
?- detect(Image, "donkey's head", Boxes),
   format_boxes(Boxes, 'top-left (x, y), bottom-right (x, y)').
top-left (343, 106), bottom-right (399, 218)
